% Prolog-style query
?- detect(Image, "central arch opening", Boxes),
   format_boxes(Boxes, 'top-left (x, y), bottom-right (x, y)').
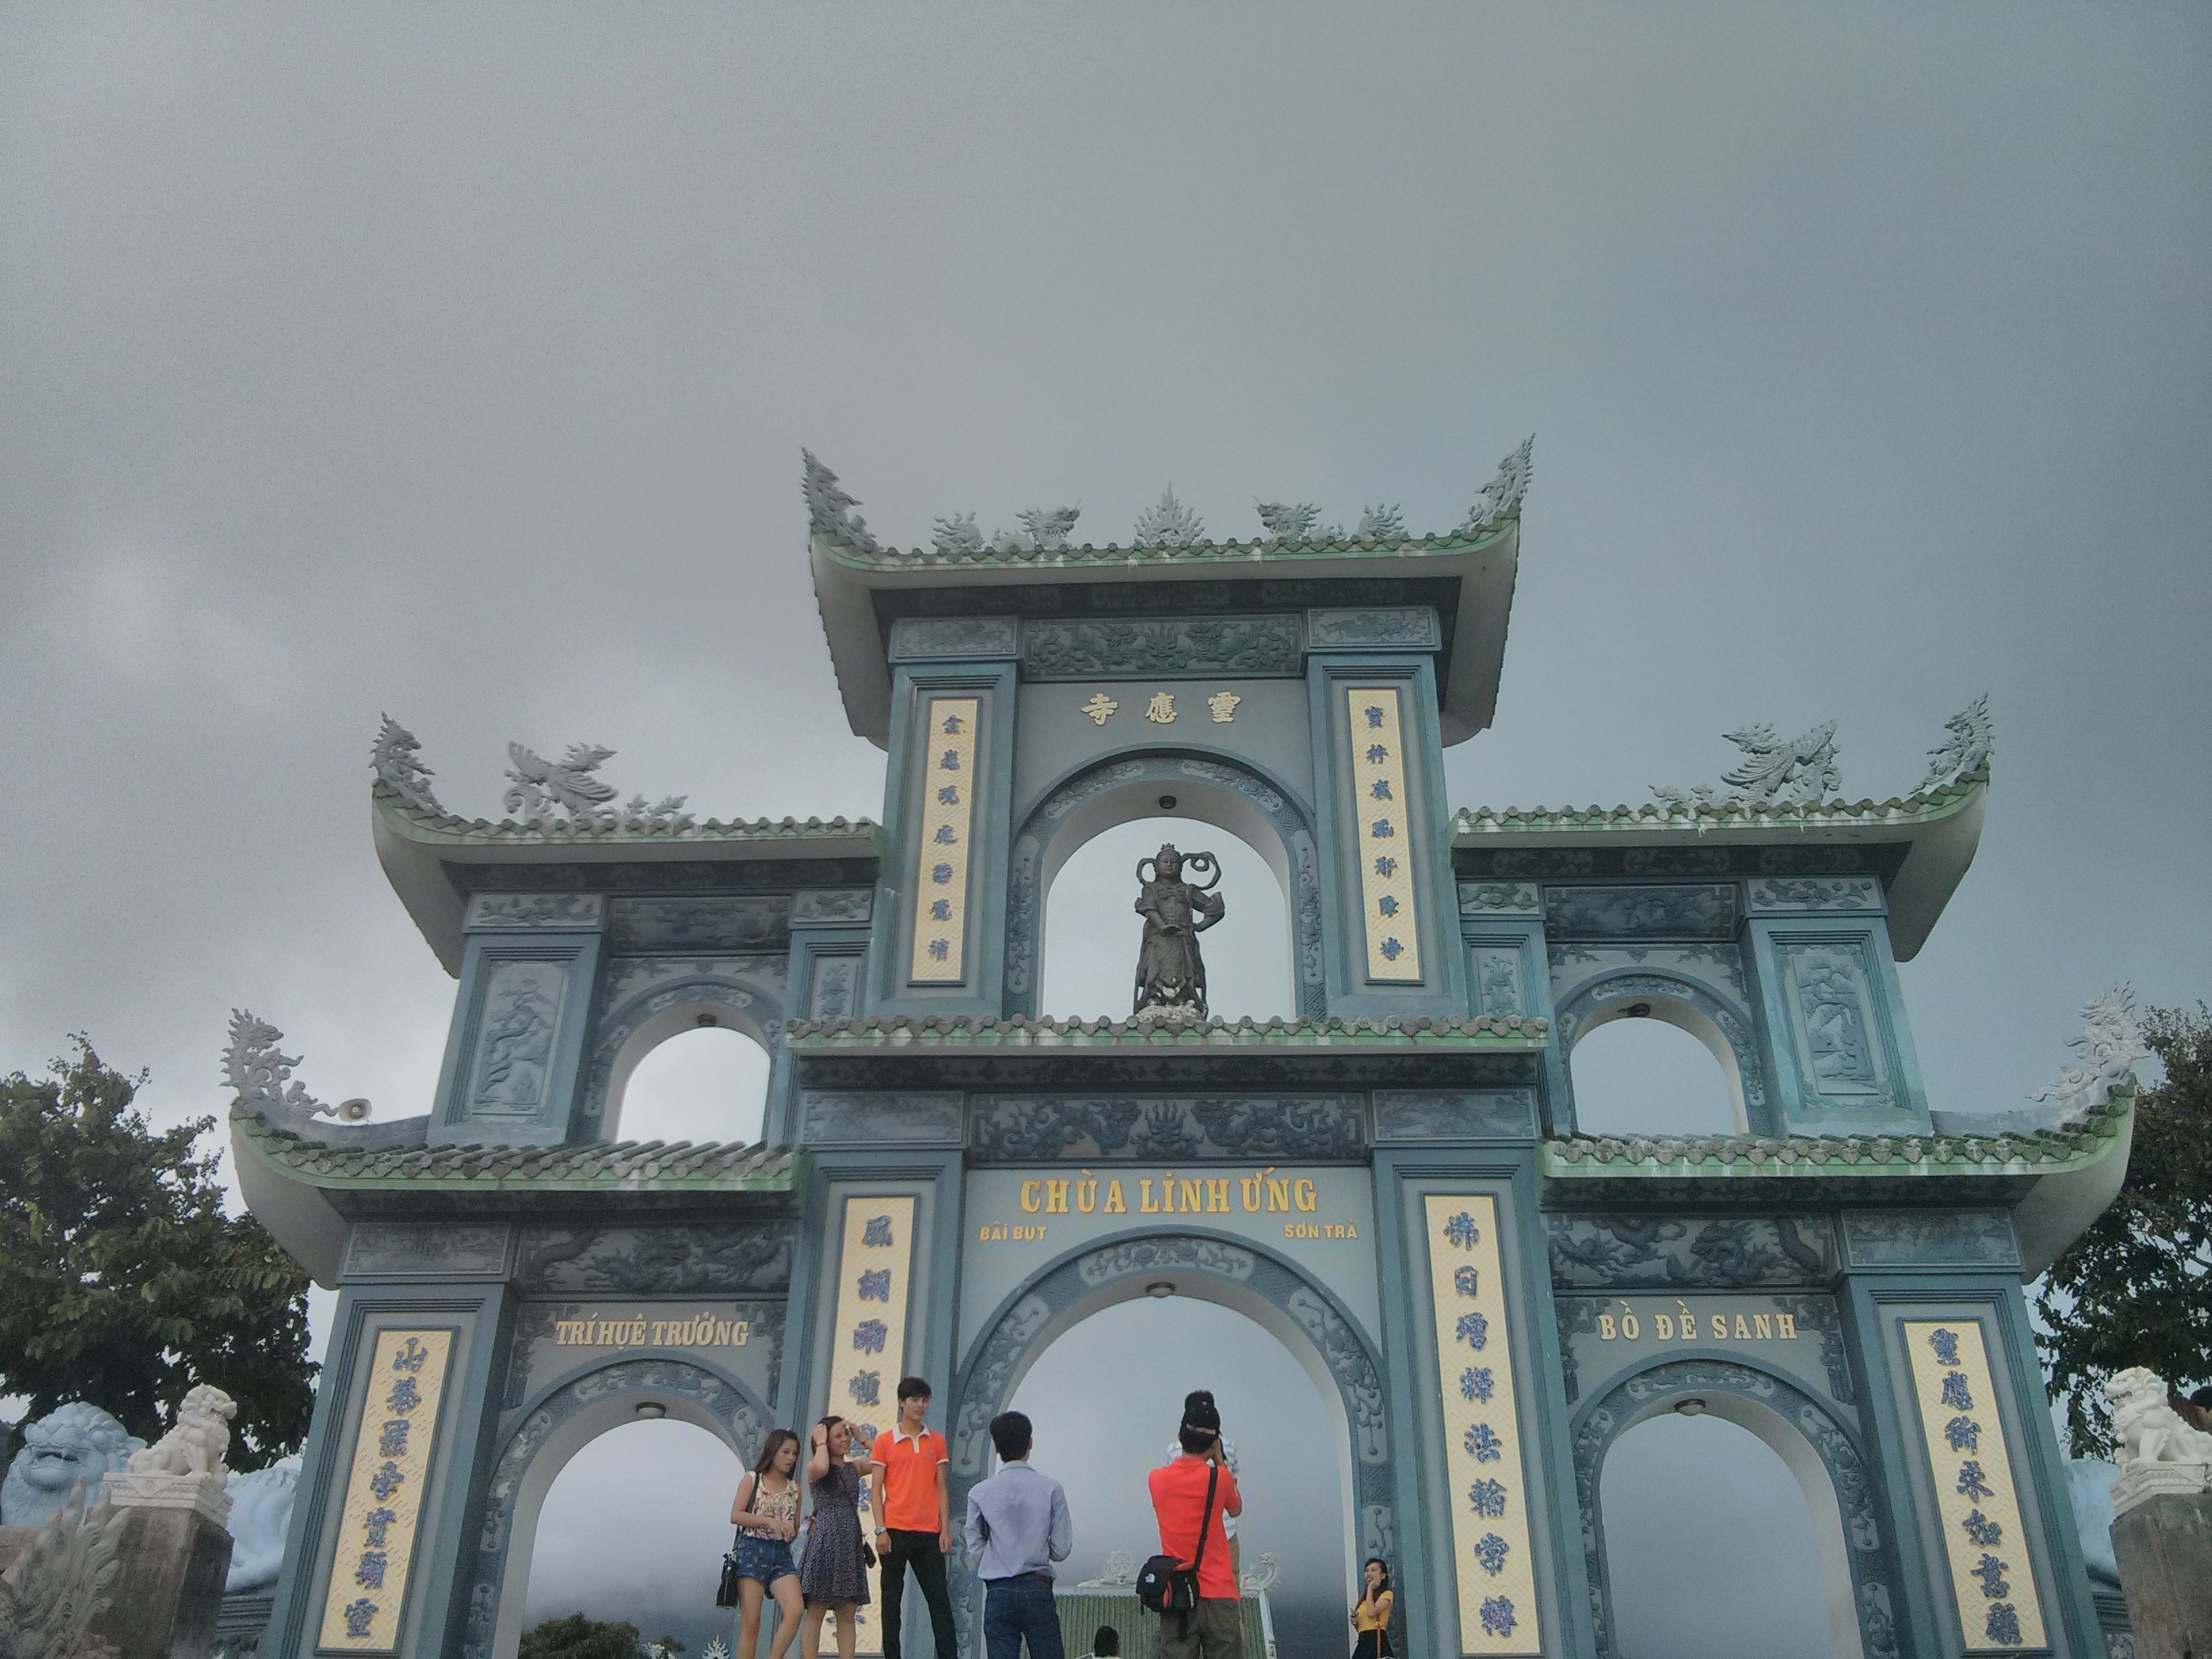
top-left (1004, 1295), bottom-right (1348, 1659)
top-left (1599, 1410), bottom-right (1849, 1659)
top-left (1042, 817), bottom-right (1293, 1019)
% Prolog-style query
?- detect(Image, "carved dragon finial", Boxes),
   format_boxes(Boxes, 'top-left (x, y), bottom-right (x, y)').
top-left (1254, 501), bottom-right (1321, 541)
top-left (1462, 435), bottom-right (1534, 533)
top-left (225, 1011), bottom-right (368, 1124)
top-left (2028, 985), bottom-right (2147, 1119)
top-left (371, 716), bottom-right (442, 815)
top-left (1919, 695), bottom-right (1994, 790)
top-left (800, 449), bottom-right (881, 554)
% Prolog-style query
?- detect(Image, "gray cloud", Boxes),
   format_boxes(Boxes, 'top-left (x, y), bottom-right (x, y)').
top-left (3, 3), bottom-right (2206, 1644)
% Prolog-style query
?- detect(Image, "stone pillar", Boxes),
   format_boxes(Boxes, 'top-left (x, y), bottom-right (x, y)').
top-left (2110, 1489), bottom-right (2212, 1659)
top-left (92, 1470), bottom-right (236, 1659)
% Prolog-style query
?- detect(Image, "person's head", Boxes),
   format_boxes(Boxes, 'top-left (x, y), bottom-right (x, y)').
top-left (1091, 1626), bottom-right (1120, 1658)
top-left (754, 1428), bottom-right (800, 1479)
top-left (1363, 1559), bottom-right (1391, 1596)
top-left (1177, 1389), bottom-right (1221, 1456)
top-left (2192, 1385), bottom-right (2212, 1410)
top-left (989, 1410), bottom-right (1033, 1464)
top-left (817, 1414), bottom-right (851, 1456)
top-left (897, 1378), bottom-right (932, 1425)
top-left (1156, 845), bottom-right (1183, 879)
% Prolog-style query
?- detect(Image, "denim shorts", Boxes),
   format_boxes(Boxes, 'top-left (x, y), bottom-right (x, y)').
top-left (735, 1531), bottom-right (798, 1585)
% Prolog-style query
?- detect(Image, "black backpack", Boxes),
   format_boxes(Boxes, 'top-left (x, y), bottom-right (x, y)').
top-left (1136, 1460), bottom-right (1220, 1629)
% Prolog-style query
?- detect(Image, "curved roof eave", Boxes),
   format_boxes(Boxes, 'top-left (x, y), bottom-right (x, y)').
top-left (1453, 772), bottom-right (1987, 960)
top-left (372, 789), bottom-right (882, 975)
top-left (810, 523), bottom-right (1521, 750)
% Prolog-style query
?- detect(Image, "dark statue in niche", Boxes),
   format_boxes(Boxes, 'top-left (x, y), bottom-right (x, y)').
top-left (1133, 845), bottom-right (1224, 1017)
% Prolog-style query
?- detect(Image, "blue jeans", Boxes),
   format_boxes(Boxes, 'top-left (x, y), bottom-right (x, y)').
top-left (983, 1574), bottom-right (1065, 1659)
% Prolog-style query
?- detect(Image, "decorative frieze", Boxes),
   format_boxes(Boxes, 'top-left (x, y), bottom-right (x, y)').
top-left (1745, 877), bottom-right (1883, 914)
top-left (1775, 938), bottom-right (1891, 1105)
top-left (342, 1223), bottom-right (512, 1280)
top-left (792, 888), bottom-right (874, 924)
top-left (517, 1224), bottom-right (793, 1296)
top-left (465, 893), bottom-right (604, 930)
top-left (1305, 607), bottom-right (1439, 650)
top-left (1458, 882), bottom-right (1540, 916)
top-left (970, 1095), bottom-right (1364, 1163)
top-left (1842, 1210), bottom-right (2020, 1270)
top-left (1902, 1320), bottom-right (2045, 1651)
top-left (466, 963), bottom-right (567, 1117)
top-left (804, 1091), bottom-right (965, 1147)
top-left (609, 896), bottom-right (790, 952)
top-left (1370, 1090), bottom-right (1535, 1141)
top-left (1545, 1214), bottom-right (1834, 1290)
top-left (888, 617), bottom-right (1019, 661)
top-left (1021, 615), bottom-right (1303, 679)
top-left (1347, 686), bottom-right (1421, 981)
top-left (1543, 884), bottom-right (1738, 940)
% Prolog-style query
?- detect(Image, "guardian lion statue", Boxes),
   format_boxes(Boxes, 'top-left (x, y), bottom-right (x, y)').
top-left (0, 1404), bottom-right (143, 1527)
top-left (2106, 1367), bottom-right (2212, 1469)
top-left (125, 1384), bottom-right (235, 1479)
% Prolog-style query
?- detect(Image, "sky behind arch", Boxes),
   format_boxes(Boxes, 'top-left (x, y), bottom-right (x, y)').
top-left (2, 7), bottom-right (2206, 1654)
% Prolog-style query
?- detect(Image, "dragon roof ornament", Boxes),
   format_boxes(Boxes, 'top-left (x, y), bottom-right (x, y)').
top-left (801, 449), bottom-right (881, 555)
top-left (1254, 501), bottom-right (1321, 541)
top-left (931, 506), bottom-right (1080, 556)
top-left (1920, 695), bottom-right (1994, 791)
top-left (225, 1010), bottom-right (369, 1125)
top-left (1462, 435), bottom-right (1535, 534)
top-left (2028, 985), bottom-right (2148, 1120)
top-left (371, 716), bottom-right (443, 815)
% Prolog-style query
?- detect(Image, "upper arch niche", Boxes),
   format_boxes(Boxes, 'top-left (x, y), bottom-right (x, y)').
top-left (1004, 752), bottom-right (1326, 1019)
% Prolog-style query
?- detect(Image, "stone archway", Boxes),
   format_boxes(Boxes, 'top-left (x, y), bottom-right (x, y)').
top-left (946, 1230), bottom-right (1392, 1648)
top-left (1004, 752), bottom-right (1326, 1019)
top-left (459, 1355), bottom-right (770, 1659)
top-left (1554, 971), bottom-right (1769, 1134)
top-left (1571, 1357), bottom-right (1901, 1659)
top-left (579, 966), bottom-right (788, 1138)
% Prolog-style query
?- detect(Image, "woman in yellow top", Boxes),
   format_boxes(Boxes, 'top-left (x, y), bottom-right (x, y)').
top-left (1350, 1557), bottom-right (1395, 1659)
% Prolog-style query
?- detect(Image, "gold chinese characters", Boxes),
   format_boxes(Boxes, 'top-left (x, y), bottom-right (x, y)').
top-left (1078, 689), bottom-right (1242, 726)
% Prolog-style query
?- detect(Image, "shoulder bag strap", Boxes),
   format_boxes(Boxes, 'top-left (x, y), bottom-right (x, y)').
top-left (1189, 1461), bottom-right (1221, 1576)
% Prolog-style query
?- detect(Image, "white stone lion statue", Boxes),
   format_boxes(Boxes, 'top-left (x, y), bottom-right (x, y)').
top-left (125, 1383), bottom-right (236, 1479)
top-left (2106, 1367), bottom-right (2212, 1469)
top-left (0, 1402), bottom-right (144, 1526)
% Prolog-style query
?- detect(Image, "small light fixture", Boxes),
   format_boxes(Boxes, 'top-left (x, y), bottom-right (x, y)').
top-left (636, 1401), bottom-right (667, 1419)
top-left (1145, 1281), bottom-right (1176, 1299)
top-left (1622, 1002), bottom-right (1652, 1019)
top-left (1158, 795), bottom-right (1177, 811)
top-left (1673, 1397), bottom-right (1706, 1417)
top-left (695, 1012), bottom-right (719, 1028)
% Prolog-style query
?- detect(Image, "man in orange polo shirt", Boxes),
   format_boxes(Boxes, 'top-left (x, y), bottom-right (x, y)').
top-left (1147, 1389), bottom-right (1244, 1659)
top-left (870, 1377), bottom-right (956, 1659)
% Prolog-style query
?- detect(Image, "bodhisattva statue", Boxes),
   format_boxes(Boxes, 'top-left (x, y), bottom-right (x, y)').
top-left (1133, 844), bottom-right (1224, 1018)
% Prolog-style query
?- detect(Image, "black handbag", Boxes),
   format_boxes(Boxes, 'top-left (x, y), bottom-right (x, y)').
top-left (716, 1540), bottom-right (743, 1610)
top-left (1136, 1460), bottom-right (1219, 1629)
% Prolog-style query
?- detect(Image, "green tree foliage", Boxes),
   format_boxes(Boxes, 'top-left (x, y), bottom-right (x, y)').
top-left (2038, 1003), bottom-right (2212, 1456)
top-left (518, 1614), bottom-right (642, 1659)
top-left (0, 1039), bottom-right (315, 1465)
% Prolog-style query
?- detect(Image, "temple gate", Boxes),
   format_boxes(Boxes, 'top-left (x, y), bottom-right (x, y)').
top-left (230, 448), bottom-right (2129, 1658)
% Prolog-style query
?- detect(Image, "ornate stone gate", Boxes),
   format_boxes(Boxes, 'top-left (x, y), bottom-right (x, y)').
top-left (231, 451), bottom-right (2127, 1659)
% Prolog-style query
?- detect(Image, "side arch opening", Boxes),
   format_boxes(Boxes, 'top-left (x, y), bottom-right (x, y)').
top-left (1562, 981), bottom-right (1755, 1136)
top-left (609, 1021), bottom-right (773, 1146)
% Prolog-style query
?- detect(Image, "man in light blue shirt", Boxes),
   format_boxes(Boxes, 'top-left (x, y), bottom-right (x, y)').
top-left (964, 1410), bottom-right (1074, 1659)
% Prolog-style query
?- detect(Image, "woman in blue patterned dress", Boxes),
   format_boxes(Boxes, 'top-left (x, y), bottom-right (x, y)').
top-left (730, 1429), bottom-right (804, 1659)
top-left (800, 1414), bottom-right (879, 1659)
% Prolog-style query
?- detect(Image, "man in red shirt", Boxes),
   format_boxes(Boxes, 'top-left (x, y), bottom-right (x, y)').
top-left (870, 1377), bottom-right (956, 1659)
top-left (1145, 1390), bottom-right (1244, 1659)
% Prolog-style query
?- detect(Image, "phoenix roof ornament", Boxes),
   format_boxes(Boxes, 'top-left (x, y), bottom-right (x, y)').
top-left (225, 1010), bottom-right (369, 1124)
top-left (1652, 720), bottom-right (1843, 811)
top-left (371, 716), bottom-right (443, 815)
top-left (504, 741), bottom-right (693, 833)
top-left (2028, 985), bottom-right (2147, 1119)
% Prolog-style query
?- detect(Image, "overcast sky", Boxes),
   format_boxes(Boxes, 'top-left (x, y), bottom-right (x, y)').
top-left (4, 7), bottom-right (2207, 1656)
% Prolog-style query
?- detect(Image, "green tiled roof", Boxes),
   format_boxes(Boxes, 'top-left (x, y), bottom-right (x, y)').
top-left (1453, 765), bottom-right (1986, 838)
top-left (785, 1012), bottom-right (1549, 1054)
top-left (233, 1105), bottom-right (798, 1192)
top-left (813, 523), bottom-right (1512, 574)
top-left (1540, 1085), bottom-right (2129, 1181)
top-left (373, 783), bottom-right (880, 849)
